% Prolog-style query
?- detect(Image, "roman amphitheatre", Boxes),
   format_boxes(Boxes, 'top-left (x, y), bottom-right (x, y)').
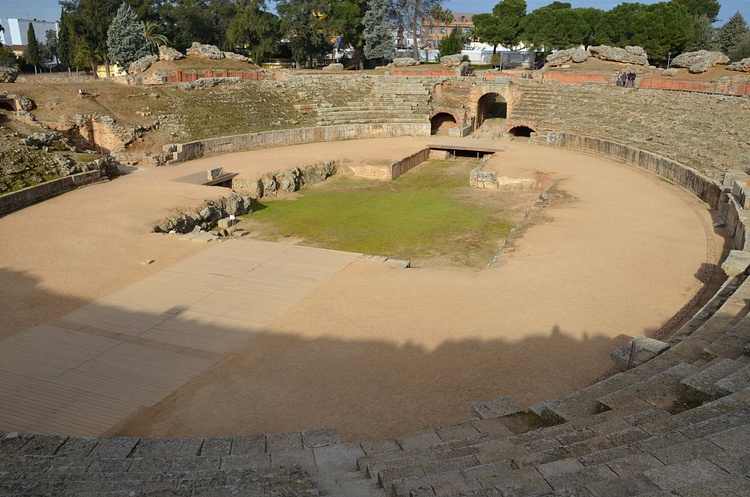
top-left (1, 53), bottom-right (750, 496)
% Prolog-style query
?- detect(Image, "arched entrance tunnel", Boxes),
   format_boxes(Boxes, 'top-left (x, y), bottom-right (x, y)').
top-left (476, 92), bottom-right (507, 129)
top-left (430, 112), bottom-right (458, 135)
top-left (509, 125), bottom-right (534, 138)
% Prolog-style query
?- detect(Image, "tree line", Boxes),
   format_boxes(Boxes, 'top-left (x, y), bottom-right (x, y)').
top-left (1, 0), bottom-right (749, 74)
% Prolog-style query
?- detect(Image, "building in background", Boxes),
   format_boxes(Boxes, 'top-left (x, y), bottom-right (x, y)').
top-left (0, 18), bottom-right (59, 56)
top-left (421, 13), bottom-right (474, 49)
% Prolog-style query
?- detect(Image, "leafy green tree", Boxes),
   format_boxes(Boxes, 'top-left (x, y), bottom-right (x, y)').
top-left (686, 14), bottom-right (718, 51)
top-left (141, 21), bottom-right (169, 54)
top-left (157, 0), bottom-right (237, 51)
top-left (522, 4), bottom-right (602, 51)
top-left (729, 33), bottom-right (750, 61)
top-left (329, 0), bottom-right (368, 68)
top-left (474, 0), bottom-right (526, 68)
top-left (717, 12), bottom-right (749, 56)
top-left (363, 0), bottom-right (395, 65)
top-left (389, 0), bottom-right (444, 60)
top-left (277, 0), bottom-right (333, 68)
top-left (226, 0), bottom-right (279, 63)
top-left (672, 0), bottom-right (720, 22)
top-left (60, 0), bottom-right (120, 77)
top-left (74, 42), bottom-right (104, 74)
top-left (24, 23), bottom-right (41, 73)
top-left (438, 27), bottom-right (465, 56)
top-left (45, 29), bottom-right (58, 64)
top-left (107, 3), bottom-right (150, 70)
top-left (597, 2), bottom-right (692, 61)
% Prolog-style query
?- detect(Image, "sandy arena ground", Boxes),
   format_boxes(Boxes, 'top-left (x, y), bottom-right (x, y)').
top-left (0, 137), bottom-right (724, 442)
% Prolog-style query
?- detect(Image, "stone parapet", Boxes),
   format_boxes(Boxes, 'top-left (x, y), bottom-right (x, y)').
top-left (166, 123), bottom-right (431, 163)
top-left (0, 170), bottom-right (102, 217)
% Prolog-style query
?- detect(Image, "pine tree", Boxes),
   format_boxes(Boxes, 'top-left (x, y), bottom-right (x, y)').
top-left (438, 28), bottom-right (465, 57)
top-left (363, 0), bottom-right (395, 65)
top-left (25, 23), bottom-right (41, 74)
top-left (57, 11), bottom-right (74, 69)
top-left (687, 14), bottom-right (718, 51)
top-left (107, 3), bottom-right (150, 71)
top-left (717, 11), bottom-right (749, 56)
top-left (729, 33), bottom-right (750, 61)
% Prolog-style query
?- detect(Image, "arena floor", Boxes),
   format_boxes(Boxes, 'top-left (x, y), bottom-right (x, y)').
top-left (0, 137), bottom-right (723, 441)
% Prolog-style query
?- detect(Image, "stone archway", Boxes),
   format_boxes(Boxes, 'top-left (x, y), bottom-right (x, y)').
top-left (509, 125), bottom-right (535, 138)
top-left (430, 112), bottom-right (459, 135)
top-left (476, 92), bottom-right (507, 129)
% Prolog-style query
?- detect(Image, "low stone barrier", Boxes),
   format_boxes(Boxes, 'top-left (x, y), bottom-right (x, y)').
top-left (639, 76), bottom-right (750, 96)
top-left (165, 123), bottom-right (432, 163)
top-left (0, 170), bottom-right (102, 216)
top-left (543, 72), bottom-right (609, 84)
top-left (540, 131), bottom-right (748, 251)
top-left (166, 69), bottom-right (266, 83)
top-left (232, 161), bottom-right (338, 198)
top-left (391, 148), bottom-right (430, 179)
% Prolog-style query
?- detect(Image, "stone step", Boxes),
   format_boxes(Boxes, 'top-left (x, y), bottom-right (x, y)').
top-left (715, 364), bottom-right (750, 397)
top-left (700, 312), bottom-right (750, 361)
top-left (316, 470), bottom-right (385, 497)
top-left (679, 357), bottom-right (749, 402)
top-left (595, 362), bottom-right (699, 413)
top-left (667, 277), bottom-right (742, 344)
top-left (529, 354), bottom-right (682, 424)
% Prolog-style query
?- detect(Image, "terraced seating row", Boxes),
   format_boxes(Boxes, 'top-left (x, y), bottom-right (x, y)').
top-left (308, 77), bottom-right (434, 127)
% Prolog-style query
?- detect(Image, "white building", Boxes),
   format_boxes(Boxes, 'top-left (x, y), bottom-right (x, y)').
top-left (0, 18), bottom-right (59, 47)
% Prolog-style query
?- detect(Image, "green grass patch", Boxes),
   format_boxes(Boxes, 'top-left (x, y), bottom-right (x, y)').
top-left (246, 159), bottom-right (517, 268)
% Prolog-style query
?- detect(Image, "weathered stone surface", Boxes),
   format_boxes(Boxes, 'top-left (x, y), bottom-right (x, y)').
top-left (440, 54), bottom-right (464, 67)
top-left (572, 49), bottom-right (589, 63)
top-left (186, 42), bottom-right (225, 59)
top-left (225, 192), bottom-right (252, 215)
top-left (158, 46), bottom-right (184, 61)
top-left (589, 45), bottom-right (649, 66)
top-left (611, 336), bottom-right (670, 371)
top-left (728, 58), bottom-right (750, 72)
top-left (23, 131), bottom-right (65, 148)
top-left (721, 250), bottom-right (750, 276)
top-left (223, 51), bottom-right (248, 61)
top-left (546, 48), bottom-right (583, 67)
top-left (153, 193), bottom-right (252, 233)
top-left (0, 66), bottom-right (18, 82)
top-left (233, 177), bottom-right (263, 198)
top-left (391, 57), bottom-right (419, 67)
top-left (471, 396), bottom-right (523, 419)
top-left (322, 62), bottom-right (344, 71)
top-left (670, 51), bottom-right (730, 73)
top-left (261, 173), bottom-right (278, 196)
top-left (180, 77), bottom-right (243, 90)
top-left (129, 55), bottom-right (158, 73)
top-left (662, 68), bottom-right (679, 77)
top-left (278, 168), bottom-right (301, 192)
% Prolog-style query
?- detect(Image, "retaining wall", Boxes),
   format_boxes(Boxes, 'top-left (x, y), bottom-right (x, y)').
top-left (0, 170), bottom-right (102, 217)
top-left (168, 123), bottom-right (432, 163)
top-left (540, 132), bottom-right (748, 251)
top-left (543, 72), bottom-right (609, 84)
top-left (167, 70), bottom-right (267, 83)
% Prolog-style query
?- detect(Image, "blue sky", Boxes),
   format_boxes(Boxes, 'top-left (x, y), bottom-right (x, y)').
top-left (2, 0), bottom-right (749, 26)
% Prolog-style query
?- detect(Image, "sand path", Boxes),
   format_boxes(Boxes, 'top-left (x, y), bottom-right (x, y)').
top-left (0, 137), bottom-right (722, 442)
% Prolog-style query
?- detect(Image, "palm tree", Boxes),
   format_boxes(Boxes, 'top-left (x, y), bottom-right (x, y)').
top-left (141, 21), bottom-right (169, 55)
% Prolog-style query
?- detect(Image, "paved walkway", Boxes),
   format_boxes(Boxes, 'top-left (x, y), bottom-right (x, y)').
top-left (0, 240), bottom-right (359, 436)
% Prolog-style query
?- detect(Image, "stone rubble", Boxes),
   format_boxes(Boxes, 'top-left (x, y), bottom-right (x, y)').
top-left (670, 50), bottom-right (730, 73)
